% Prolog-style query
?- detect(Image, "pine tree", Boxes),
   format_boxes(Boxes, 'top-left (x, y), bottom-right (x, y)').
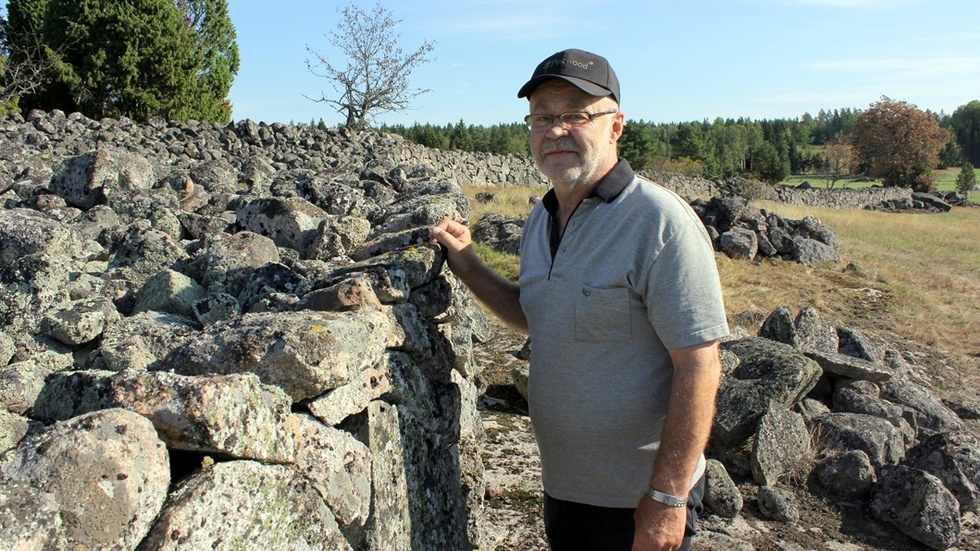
top-left (956, 163), bottom-right (977, 195)
top-left (4, 0), bottom-right (238, 122)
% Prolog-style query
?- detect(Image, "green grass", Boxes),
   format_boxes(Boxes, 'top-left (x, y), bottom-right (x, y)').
top-left (782, 168), bottom-right (977, 201)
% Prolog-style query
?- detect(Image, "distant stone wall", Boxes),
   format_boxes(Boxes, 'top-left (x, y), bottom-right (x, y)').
top-left (388, 147), bottom-right (914, 211)
top-left (391, 145), bottom-right (549, 189)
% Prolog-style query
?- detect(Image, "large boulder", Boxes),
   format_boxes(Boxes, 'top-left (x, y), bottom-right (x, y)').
top-left (712, 338), bottom-right (822, 449)
top-left (0, 408), bottom-right (170, 550)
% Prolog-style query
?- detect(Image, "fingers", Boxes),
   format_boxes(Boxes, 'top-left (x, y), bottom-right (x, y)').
top-left (430, 219), bottom-right (470, 252)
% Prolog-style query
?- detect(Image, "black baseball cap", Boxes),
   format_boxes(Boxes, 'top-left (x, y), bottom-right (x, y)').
top-left (517, 49), bottom-right (620, 104)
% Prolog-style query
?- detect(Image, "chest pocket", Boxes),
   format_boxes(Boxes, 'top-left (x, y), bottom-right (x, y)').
top-left (574, 285), bottom-right (632, 343)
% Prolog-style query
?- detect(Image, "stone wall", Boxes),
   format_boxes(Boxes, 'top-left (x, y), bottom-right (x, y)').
top-left (383, 144), bottom-right (916, 211)
top-left (0, 111), bottom-right (493, 550)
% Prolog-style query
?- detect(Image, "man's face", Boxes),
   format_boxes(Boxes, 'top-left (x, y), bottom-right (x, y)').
top-left (528, 80), bottom-right (624, 192)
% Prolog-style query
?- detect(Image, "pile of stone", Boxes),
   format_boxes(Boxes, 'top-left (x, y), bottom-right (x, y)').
top-left (690, 195), bottom-right (842, 264)
top-left (867, 191), bottom-right (957, 213)
top-left (0, 110), bottom-right (493, 550)
top-left (706, 307), bottom-right (976, 550)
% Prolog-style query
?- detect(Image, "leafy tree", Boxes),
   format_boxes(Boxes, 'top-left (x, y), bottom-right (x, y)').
top-left (949, 100), bottom-right (980, 166)
top-left (956, 163), bottom-right (976, 195)
top-left (307, 2), bottom-right (434, 130)
top-left (849, 97), bottom-right (950, 192)
top-left (4, 0), bottom-right (238, 122)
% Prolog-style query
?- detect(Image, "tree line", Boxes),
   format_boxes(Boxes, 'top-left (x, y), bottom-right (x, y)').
top-left (2, 1), bottom-right (976, 192)
top-left (378, 100), bottom-right (980, 192)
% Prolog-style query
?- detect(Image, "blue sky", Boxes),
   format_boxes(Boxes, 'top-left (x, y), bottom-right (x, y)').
top-left (228, 0), bottom-right (980, 127)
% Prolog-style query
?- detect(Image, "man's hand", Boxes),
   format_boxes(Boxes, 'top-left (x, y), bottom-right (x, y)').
top-left (430, 219), bottom-right (479, 277)
top-left (429, 218), bottom-right (528, 332)
top-left (633, 497), bottom-right (686, 551)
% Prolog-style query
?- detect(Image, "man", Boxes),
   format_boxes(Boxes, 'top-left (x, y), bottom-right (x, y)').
top-left (431, 49), bottom-right (729, 551)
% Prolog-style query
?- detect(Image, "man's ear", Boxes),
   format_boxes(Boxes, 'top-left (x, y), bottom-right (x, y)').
top-left (610, 111), bottom-right (626, 143)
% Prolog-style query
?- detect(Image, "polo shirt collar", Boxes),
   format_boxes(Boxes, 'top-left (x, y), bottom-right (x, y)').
top-left (541, 158), bottom-right (634, 216)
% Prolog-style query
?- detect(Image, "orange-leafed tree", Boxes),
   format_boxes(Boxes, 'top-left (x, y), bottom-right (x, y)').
top-left (849, 96), bottom-right (950, 192)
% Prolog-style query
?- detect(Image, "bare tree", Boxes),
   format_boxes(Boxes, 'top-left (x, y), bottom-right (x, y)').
top-left (820, 140), bottom-right (853, 189)
top-left (306, 2), bottom-right (434, 130)
top-left (0, 15), bottom-right (60, 110)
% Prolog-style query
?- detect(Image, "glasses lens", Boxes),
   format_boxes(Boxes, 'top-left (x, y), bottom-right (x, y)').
top-left (562, 113), bottom-right (592, 126)
top-left (525, 114), bottom-right (553, 129)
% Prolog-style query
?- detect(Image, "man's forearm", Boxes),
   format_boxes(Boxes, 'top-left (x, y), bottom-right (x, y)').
top-left (455, 256), bottom-right (528, 333)
top-left (648, 341), bottom-right (722, 497)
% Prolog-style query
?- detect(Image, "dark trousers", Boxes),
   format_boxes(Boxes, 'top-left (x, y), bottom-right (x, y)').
top-left (543, 476), bottom-right (705, 551)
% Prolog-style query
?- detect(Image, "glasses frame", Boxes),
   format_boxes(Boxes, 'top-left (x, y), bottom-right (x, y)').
top-left (524, 110), bottom-right (619, 131)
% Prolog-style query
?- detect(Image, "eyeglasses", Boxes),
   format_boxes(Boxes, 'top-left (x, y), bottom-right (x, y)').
top-left (523, 110), bottom-right (619, 131)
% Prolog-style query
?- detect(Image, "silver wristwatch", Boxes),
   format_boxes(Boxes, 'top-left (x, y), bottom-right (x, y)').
top-left (645, 487), bottom-right (687, 508)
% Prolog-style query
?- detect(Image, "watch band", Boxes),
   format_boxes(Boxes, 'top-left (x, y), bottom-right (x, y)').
top-left (645, 487), bottom-right (687, 508)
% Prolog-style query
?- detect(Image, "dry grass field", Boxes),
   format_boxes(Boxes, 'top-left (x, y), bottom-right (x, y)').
top-left (461, 183), bottom-right (980, 395)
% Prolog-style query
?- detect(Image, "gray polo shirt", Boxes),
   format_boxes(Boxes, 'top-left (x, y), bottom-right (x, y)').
top-left (518, 160), bottom-right (729, 508)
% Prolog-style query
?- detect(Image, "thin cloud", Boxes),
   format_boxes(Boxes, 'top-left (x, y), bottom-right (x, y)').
top-left (807, 55), bottom-right (980, 79)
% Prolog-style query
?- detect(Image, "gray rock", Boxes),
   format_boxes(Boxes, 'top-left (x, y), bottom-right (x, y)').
top-left (292, 414), bottom-right (372, 532)
top-left (792, 237), bottom-right (840, 264)
top-left (305, 360), bottom-right (392, 426)
top-left (132, 269), bottom-right (207, 318)
top-left (472, 213), bottom-right (524, 255)
top-left (0, 208), bottom-right (78, 267)
top-left (837, 326), bottom-right (882, 362)
top-left (0, 480), bottom-right (61, 550)
top-left (0, 408), bottom-right (170, 550)
top-left (713, 338), bottom-right (822, 449)
top-left (237, 196), bottom-right (329, 253)
top-left (794, 306), bottom-right (839, 354)
top-left (814, 412), bottom-right (906, 469)
top-left (703, 459), bottom-right (742, 518)
top-left (0, 360), bottom-right (47, 414)
top-left (719, 227), bottom-right (758, 260)
top-left (105, 222), bottom-right (189, 292)
top-left (832, 380), bottom-right (915, 443)
top-left (757, 485), bottom-right (800, 524)
top-left (758, 306), bottom-right (800, 349)
top-left (0, 254), bottom-right (72, 335)
top-left (141, 460), bottom-right (352, 550)
top-left (192, 292), bottom-right (241, 325)
top-left (187, 231), bottom-right (281, 296)
top-left (0, 331), bottom-right (14, 366)
top-left (870, 466), bottom-right (962, 550)
top-left (306, 215), bottom-right (372, 260)
top-left (904, 431), bottom-right (980, 513)
top-left (50, 149), bottom-right (154, 209)
top-left (816, 450), bottom-right (877, 499)
top-left (34, 370), bottom-right (297, 462)
top-left (165, 309), bottom-right (390, 401)
top-left (98, 310), bottom-right (198, 371)
top-left (880, 376), bottom-right (965, 437)
top-left (40, 296), bottom-right (121, 346)
top-left (0, 408), bottom-right (28, 453)
top-left (911, 192), bottom-right (953, 212)
top-left (751, 409), bottom-right (812, 486)
top-left (805, 350), bottom-right (893, 382)
top-left (512, 366), bottom-right (529, 402)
